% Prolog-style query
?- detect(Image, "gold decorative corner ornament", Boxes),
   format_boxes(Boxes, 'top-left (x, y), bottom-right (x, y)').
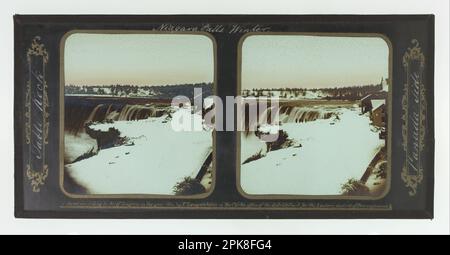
top-left (25, 36), bottom-right (49, 192)
top-left (401, 39), bottom-right (426, 196)
top-left (26, 164), bottom-right (49, 193)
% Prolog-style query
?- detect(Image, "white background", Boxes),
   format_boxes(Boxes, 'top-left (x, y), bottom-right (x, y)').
top-left (1, 0), bottom-right (448, 235)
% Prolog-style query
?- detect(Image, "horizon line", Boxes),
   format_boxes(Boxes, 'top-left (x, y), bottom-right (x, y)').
top-left (65, 82), bottom-right (213, 87)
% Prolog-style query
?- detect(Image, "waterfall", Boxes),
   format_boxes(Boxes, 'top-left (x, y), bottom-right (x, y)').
top-left (105, 104), bottom-right (113, 116)
top-left (86, 104), bottom-right (103, 123)
top-left (243, 105), bottom-right (335, 137)
top-left (85, 104), bottom-right (164, 123)
top-left (248, 105), bottom-right (334, 127)
top-left (117, 105), bottom-right (135, 121)
top-left (278, 106), bottom-right (334, 123)
top-left (116, 105), bottom-right (160, 121)
top-left (65, 98), bottom-right (168, 134)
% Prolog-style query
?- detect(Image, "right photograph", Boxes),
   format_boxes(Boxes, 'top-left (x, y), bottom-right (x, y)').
top-left (239, 34), bottom-right (391, 198)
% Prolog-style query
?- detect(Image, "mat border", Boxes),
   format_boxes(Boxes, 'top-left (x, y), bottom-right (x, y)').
top-left (13, 15), bottom-right (434, 219)
top-left (59, 29), bottom-right (218, 199)
top-left (236, 32), bottom-right (393, 200)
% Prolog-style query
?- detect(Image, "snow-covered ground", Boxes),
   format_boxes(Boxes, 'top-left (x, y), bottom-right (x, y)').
top-left (64, 133), bottom-right (98, 164)
top-left (65, 107), bottom-right (212, 195)
top-left (241, 106), bottom-right (384, 195)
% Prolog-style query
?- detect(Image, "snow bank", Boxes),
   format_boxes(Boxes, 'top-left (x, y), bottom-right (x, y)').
top-left (66, 109), bottom-right (212, 195)
top-left (64, 133), bottom-right (98, 164)
top-left (258, 124), bottom-right (280, 135)
top-left (241, 133), bottom-right (268, 164)
top-left (204, 97), bottom-right (214, 109)
top-left (241, 106), bottom-right (384, 195)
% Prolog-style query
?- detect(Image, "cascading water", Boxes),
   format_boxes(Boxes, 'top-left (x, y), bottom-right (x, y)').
top-left (64, 98), bottom-right (170, 164)
top-left (65, 100), bottom-right (168, 134)
top-left (241, 104), bottom-right (337, 163)
top-left (243, 105), bottom-right (335, 134)
top-left (278, 106), bottom-right (334, 123)
top-left (116, 104), bottom-right (161, 121)
top-left (86, 104), bottom-right (104, 123)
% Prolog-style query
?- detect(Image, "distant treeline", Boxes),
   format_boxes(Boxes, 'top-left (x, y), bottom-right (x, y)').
top-left (314, 84), bottom-right (386, 100)
top-left (243, 84), bottom-right (386, 100)
top-left (65, 83), bottom-right (213, 100)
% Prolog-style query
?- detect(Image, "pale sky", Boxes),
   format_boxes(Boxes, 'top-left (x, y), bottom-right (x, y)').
top-left (241, 35), bottom-right (389, 89)
top-left (64, 33), bottom-right (214, 86)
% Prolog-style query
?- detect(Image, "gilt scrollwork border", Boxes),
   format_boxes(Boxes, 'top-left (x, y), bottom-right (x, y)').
top-left (401, 39), bottom-right (426, 196)
top-left (25, 36), bottom-right (49, 192)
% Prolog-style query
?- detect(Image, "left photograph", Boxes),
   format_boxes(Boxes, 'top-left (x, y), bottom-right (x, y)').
top-left (61, 32), bottom-right (215, 196)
